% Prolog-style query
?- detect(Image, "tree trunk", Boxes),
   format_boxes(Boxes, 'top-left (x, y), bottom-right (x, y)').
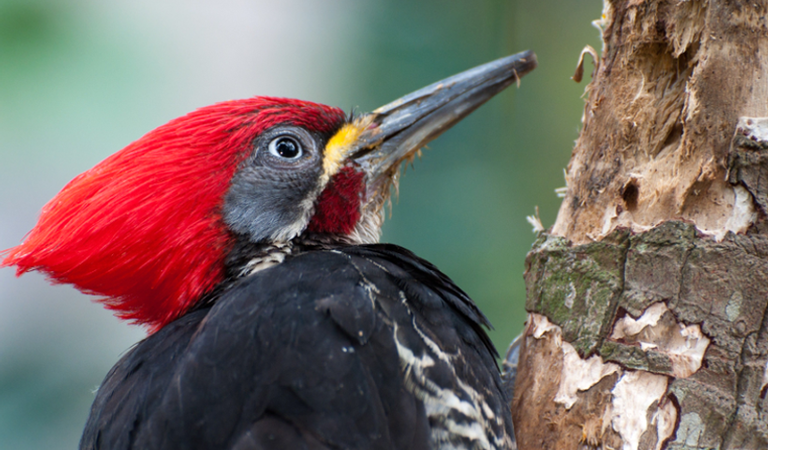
top-left (507, 1), bottom-right (767, 449)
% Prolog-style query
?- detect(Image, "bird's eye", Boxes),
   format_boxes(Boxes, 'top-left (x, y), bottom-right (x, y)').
top-left (268, 136), bottom-right (303, 160)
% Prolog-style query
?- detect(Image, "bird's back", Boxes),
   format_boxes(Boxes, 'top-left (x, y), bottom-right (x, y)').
top-left (81, 245), bottom-right (514, 450)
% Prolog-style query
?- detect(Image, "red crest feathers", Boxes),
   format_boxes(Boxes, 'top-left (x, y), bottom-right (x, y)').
top-left (2, 97), bottom-right (345, 332)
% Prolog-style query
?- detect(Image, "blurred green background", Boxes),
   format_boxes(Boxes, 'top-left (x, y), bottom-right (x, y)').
top-left (0, 0), bottom-right (600, 448)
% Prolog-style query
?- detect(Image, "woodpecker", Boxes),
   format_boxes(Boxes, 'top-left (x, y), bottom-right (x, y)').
top-left (3, 51), bottom-right (535, 450)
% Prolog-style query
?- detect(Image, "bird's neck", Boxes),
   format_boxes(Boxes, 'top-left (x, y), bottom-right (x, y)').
top-left (190, 233), bottom-right (360, 314)
top-left (225, 232), bottom-right (365, 279)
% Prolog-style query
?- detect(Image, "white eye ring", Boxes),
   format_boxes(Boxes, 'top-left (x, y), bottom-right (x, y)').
top-left (268, 136), bottom-right (303, 160)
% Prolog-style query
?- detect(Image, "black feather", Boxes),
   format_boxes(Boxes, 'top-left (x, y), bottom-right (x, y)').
top-left (80, 246), bottom-right (512, 450)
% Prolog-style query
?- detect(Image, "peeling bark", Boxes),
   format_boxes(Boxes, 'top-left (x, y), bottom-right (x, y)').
top-left (512, 222), bottom-right (767, 449)
top-left (552, 0), bottom-right (767, 244)
top-left (509, 1), bottom-right (767, 449)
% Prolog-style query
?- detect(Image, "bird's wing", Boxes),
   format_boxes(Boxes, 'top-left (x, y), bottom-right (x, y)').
top-left (338, 245), bottom-right (515, 449)
top-left (80, 247), bottom-right (514, 450)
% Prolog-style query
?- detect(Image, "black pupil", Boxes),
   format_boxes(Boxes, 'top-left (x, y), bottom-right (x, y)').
top-left (276, 138), bottom-right (299, 158)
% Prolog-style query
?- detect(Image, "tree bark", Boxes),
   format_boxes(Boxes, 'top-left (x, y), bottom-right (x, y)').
top-left (507, 1), bottom-right (767, 449)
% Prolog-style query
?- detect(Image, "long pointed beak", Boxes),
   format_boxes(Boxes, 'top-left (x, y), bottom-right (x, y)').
top-left (350, 50), bottom-right (536, 205)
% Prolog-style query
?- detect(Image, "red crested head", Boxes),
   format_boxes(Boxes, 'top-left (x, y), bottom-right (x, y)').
top-left (2, 97), bottom-right (345, 331)
top-left (2, 52), bottom-right (536, 332)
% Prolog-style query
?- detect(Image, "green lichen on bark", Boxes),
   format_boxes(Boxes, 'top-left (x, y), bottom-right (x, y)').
top-left (521, 221), bottom-right (768, 449)
top-left (524, 229), bottom-right (629, 356)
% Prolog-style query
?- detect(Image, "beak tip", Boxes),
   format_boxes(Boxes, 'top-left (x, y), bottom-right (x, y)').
top-left (513, 50), bottom-right (538, 77)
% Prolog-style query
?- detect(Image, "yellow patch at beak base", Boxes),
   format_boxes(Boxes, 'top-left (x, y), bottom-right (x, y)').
top-left (322, 117), bottom-right (372, 182)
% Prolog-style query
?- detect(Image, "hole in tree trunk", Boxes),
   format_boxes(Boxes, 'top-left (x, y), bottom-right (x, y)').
top-left (622, 180), bottom-right (640, 211)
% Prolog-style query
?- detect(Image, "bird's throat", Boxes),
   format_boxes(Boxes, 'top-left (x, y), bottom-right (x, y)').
top-left (307, 167), bottom-right (365, 236)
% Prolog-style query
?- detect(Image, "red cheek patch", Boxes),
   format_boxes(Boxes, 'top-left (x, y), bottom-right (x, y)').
top-left (307, 167), bottom-right (364, 235)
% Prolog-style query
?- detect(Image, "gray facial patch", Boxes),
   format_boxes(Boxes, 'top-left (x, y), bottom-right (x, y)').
top-left (223, 126), bottom-right (325, 243)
